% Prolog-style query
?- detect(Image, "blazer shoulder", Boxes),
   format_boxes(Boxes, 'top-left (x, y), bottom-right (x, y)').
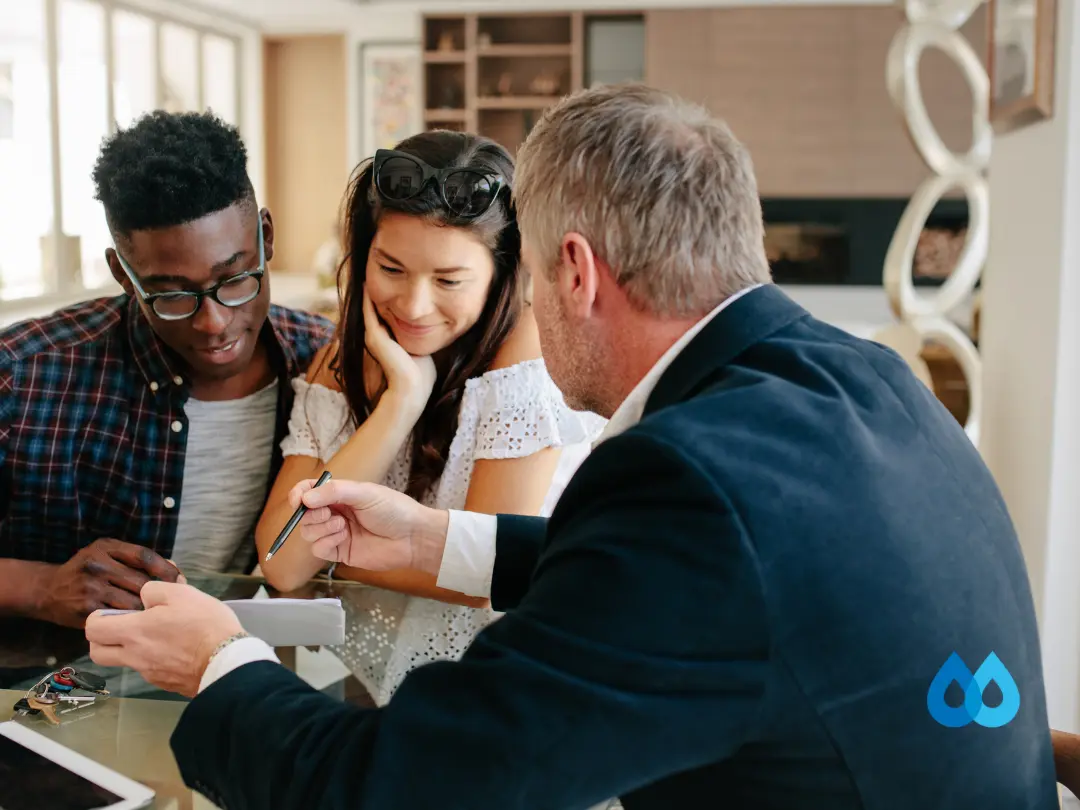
top-left (585, 418), bottom-right (725, 503)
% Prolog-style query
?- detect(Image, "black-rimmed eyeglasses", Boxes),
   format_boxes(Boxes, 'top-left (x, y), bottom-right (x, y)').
top-left (114, 220), bottom-right (266, 322)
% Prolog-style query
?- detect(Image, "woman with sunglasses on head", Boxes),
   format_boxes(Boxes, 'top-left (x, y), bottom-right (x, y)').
top-left (254, 131), bottom-right (605, 704)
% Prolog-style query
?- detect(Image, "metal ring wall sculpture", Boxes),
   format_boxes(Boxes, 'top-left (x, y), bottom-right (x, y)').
top-left (884, 0), bottom-right (989, 446)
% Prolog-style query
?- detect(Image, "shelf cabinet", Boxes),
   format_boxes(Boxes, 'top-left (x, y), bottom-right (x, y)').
top-left (424, 12), bottom-right (622, 152)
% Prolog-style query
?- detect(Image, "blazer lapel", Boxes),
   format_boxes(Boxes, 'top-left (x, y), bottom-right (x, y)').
top-left (643, 284), bottom-right (809, 417)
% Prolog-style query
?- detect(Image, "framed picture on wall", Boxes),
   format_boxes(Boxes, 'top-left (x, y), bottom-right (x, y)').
top-left (359, 42), bottom-right (423, 159)
top-left (987, 0), bottom-right (1057, 133)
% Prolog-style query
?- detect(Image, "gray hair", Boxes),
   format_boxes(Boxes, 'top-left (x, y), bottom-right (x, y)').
top-left (514, 83), bottom-right (772, 318)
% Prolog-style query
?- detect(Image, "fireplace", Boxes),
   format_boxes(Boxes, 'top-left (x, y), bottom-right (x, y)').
top-left (761, 197), bottom-right (970, 287)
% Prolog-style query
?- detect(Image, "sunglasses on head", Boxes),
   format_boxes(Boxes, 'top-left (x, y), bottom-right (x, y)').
top-left (373, 149), bottom-right (506, 219)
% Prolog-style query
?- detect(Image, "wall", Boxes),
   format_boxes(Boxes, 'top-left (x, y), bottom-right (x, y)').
top-left (980, 0), bottom-right (1080, 734)
top-left (263, 34), bottom-right (349, 273)
top-left (644, 6), bottom-right (982, 198)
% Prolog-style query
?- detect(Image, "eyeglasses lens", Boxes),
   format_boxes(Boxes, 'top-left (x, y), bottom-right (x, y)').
top-left (444, 171), bottom-right (495, 216)
top-left (217, 274), bottom-right (261, 306)
top-left (153, 295), bottom-right (198, 320)
top-left (378, 157), bottom-right (424, 199)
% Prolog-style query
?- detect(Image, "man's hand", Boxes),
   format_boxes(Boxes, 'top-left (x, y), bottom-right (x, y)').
top-left (290, 479), bottom-right (449, 575)
top-left (35, 539), bottom-right (182, 629)
top-left (86, 582), bottom-right (242, 698)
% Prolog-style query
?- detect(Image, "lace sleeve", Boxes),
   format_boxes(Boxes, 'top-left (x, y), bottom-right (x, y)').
top-left (465, 358), bottom-right (606, 460)
top-left (279, 378), bottom-right (355, 462)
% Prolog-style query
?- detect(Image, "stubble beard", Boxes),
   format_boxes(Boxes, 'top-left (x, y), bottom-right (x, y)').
top-left (545, 308), bottom-right (611, 417)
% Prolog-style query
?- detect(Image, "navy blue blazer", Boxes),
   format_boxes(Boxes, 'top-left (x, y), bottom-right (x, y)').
top-left (172, 285), bottom-right (1057, 809)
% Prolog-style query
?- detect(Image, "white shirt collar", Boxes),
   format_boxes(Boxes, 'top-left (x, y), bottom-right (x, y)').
top-left (594, 284), bottom-right (763, 447)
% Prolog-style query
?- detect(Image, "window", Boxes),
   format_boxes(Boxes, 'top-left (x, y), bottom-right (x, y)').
top-left (161, 22), bottom-right (198, 113)
top-left (112, 10), bottom-right (156, 132)
top-left (59, 0), bottom-right (109, 288)
top-left (0, 63), bottom-right (13, 140)
top-left (203, 34), bottom-right (238, 125)
top-left (0, 0), bottom-right (51, 299)
top-left (0, 0), bottom-right (243, 303)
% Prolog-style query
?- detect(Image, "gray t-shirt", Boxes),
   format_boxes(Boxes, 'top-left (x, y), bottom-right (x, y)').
top-left (170, 380), bottom-right (279, 574)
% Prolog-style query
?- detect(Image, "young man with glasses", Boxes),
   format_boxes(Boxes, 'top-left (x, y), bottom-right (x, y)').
top-left (0, 110), bottom-right (332, 629)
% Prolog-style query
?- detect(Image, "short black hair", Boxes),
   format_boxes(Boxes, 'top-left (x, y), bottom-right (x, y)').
top-left (93, 110), bottom-right (254, 239)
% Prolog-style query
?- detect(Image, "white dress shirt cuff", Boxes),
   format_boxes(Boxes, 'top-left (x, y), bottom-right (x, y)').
top-left (436, 510), bottom-right (498, 598)
top-left (198, 635), bottom-right (280, 693)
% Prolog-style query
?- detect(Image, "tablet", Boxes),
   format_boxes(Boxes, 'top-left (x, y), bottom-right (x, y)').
top-left (0, 721), bottom-right (155, 810)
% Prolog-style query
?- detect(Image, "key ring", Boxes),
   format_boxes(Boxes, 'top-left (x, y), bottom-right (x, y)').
top-left (14, 666), bottom-right (110, 723)
top-left (23, 671), bottom-right (55, 701)
top-left (21, 666), bottom-right (109, 702)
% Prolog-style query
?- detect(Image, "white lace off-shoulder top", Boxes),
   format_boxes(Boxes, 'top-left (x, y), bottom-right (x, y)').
top-left (280, 357), bottom-right (607, 705)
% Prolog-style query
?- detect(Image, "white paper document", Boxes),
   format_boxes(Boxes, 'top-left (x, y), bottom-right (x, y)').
top-left (97, 597), bottom-right (345, 647)
top-left (225, 598), bottom-right (345, 646)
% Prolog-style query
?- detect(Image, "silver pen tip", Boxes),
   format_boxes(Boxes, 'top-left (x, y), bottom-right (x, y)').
top-left (264, 551), bottom-right (274, 562)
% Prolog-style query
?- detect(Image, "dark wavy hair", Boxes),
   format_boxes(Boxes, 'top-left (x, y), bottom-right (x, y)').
top-left (329, 131), bottom-right (523, 500)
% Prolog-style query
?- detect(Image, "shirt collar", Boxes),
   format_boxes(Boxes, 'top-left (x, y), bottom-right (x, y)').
top-left (594, 284), bottom-right (763, 447)
top-left (127, 296), bottom-right (185, 391)
top-left (126, 296), bottom-right (302, 394)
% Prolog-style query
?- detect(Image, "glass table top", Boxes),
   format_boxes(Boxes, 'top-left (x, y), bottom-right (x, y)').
top-left (0, 571), bottom-right (421, 809)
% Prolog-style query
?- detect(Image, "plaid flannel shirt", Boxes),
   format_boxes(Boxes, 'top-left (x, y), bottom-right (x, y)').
top-left (0, 295), bottom-right (332, 565)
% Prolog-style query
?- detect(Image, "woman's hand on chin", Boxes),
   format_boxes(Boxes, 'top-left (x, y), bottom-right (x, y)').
top-left (362, 285), bottom-right (436, 417)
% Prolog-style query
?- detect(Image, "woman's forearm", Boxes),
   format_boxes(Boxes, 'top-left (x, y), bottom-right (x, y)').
top-left (256, 392), bottom-right (421, 591)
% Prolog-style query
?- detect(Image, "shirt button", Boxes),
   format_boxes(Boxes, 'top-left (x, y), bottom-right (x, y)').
top-left (163, 497), bottom-right (176, 509)
top-left (149, 382), bottom-right (159, 392)
top-left (173, 376), bottom-right (183, 385)
top-left (171, 420), bottom-right (183, 433)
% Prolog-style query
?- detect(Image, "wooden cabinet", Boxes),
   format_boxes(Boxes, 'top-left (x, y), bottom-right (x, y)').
top-left (422, 13), bottom-right (585, 153)
top-left (645, 6), bottom-right (986, 198)
top-left (422, 12), bottom-right (645, 154)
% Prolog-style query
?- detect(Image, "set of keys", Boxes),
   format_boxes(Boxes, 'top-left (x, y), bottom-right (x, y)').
top-left (13, 666), bottom-right (110, 725)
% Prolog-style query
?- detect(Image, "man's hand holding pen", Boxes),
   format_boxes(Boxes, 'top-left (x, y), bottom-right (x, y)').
top-left (289, 477), bottom-right (450, 577)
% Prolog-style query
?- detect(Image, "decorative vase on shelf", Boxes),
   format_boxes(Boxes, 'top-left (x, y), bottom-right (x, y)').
top-left (440, 85), bottom-right (461, 109)
top-left (528, 72), bottom-right (559, 96)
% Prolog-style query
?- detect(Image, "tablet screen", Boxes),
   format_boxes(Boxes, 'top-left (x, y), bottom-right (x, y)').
top-left (0, 733), bottom-right (122, 810)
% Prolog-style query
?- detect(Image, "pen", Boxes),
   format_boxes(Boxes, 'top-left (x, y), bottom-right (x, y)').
top-left (265, 470), bottom-right (332, 562)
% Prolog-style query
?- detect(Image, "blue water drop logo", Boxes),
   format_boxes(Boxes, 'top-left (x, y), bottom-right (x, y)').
top-left (927, 651), bottom-right (1020, 728)
top-left (926, 652), bottom-right (975, 728)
